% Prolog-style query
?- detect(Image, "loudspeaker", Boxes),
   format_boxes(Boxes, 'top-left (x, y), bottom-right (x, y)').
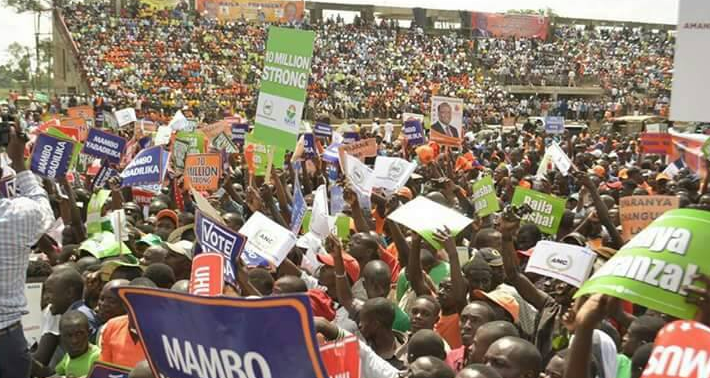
top-left (412, 7), bottom-right (427, 27)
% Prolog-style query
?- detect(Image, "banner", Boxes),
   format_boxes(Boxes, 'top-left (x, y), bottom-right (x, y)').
top-left (82, 128), bottom-right (127, 164)
top-left (194, 210), bottom-right (246, 285)
top-left (189, 253), bottom-right (224, 297)
top-left (372, 156), bottom-right (417, 193)
top-left (140, 0), bottom-right (179, 8)
top-left (402, 117), bottom-right (425, 146)
top-left (239, 211), bottom-right (297, 267)
top-left (231, 123), bottom-right (249, 144)
top-left (212, 132), bottom-right (238, 153)
top-left (87, 361), bottom-right (130, 378)
top-left (253, 27), bottom-right (315, 150)
top-left (388, 196), bottom-right (472, 250)
top-left (545, 116), bottom-right (564, 135)
top-left (303, 133), bottom-right (316, 158)
top-left (619, 196), bottom-right (680, 241)
top-left (641, 133), bottom-right (673, 155)
top-left (511, 187), bottom-right (567, 235)
top-left (120, 146), bottom-right (169, 188)
top-left (314, 122), bottom-right (332, 138)
top-left (430, 96), bottom-right (463, 146)
top-left (575, 209), bottom-right (710, 319)
top-left (184, 153), bottom-right (222, 191)
top-left (30, 133), bottom-right (76, 179)
top-left (525, 241), bottom-right (597, 288)
top-left (114, 108), bottom-right (137, 127)
top-left (471, 12), bottom-right (549, 39)
top-left (195, 0), bottom-right (305, 22)
top-left (116, 287), bottom-right (328, 378)
top-left (642, 320), bottom-right (710, 378)
top-left (471, 176), bottom-right (500, 217)
top-left (670, 0), bottom-right (710, 122)
top-left (320, 336), bottom-right (361, 378)
top-left (338, 138), bottom-right (377, 169)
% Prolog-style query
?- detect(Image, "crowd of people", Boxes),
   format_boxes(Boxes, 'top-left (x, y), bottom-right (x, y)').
top-left (1, 1), bottom-right (707, 378)
top-left (56, 0), bottom-right (673, 127)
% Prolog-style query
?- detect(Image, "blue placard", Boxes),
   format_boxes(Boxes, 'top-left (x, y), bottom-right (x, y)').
top-left (31, 133), bottom-right (75, 179)
top-left (87, 362), bottom-right (129, 378)
top-left (82, 128), bottom-right (127, 164)
top-left (120, 146), bottom-right (168, 188)
top-left (322, 143), bottom-right (340, 164)
top-left (343, 131), bottom-right (360, 144)
top-left (544, 116), bottom-right (565, 135)
top-left (303, 133), bottom-right (316, 158)
top-left (403, 119), bottom-right (425, 146)
top-left (116, 287), bottom-right (328, 378)
top-left (290, 175), bottom-right (307, 234)
top-left (314, 122), bottom-right (332, 137)
top-left (91, 164), bottom-right (119, 191)
top-left (330, 185), bottom-right (345, 214)
top-left (231, 123), bottom-right (249, 145)
top-left (194, 211), bottom-right (246, 285)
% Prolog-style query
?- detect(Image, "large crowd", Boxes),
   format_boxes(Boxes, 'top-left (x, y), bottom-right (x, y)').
top-left (57, 0), bottom-right (673, 126)
top-left (1, 1), bottom-right (708, 378)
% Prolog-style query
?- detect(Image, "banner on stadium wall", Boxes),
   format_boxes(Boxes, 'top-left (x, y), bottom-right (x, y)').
top-left (670, 0), bottom-right (710, 122)
top-left (253, 27), bottom-right (315, 151)
top-left (195, 0), bottom-right (305, 22)
top-left (140, 0), bottom-right (179, 9)
top-left (470, 12), bottom-right (549, 39)
top-left (575, 209), bottom-right (710, 320)
top-left (116, 287), bottom-right (328, 378)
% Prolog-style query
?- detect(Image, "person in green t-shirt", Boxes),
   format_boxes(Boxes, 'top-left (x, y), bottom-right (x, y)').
top-left (54, 310), bottom-right (101, 378)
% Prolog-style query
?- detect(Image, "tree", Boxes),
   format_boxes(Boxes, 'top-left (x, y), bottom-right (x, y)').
top-left (2, 0), bottom-right (51, 12)
top-left (6, 42), bottom-right (31, 83)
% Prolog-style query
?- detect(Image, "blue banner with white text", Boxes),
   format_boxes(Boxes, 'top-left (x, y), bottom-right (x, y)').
top-left (82, 128), bottom-right (127, 164)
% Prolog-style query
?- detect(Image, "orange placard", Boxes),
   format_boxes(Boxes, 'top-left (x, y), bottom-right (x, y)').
top-left (67, 105), bottom-right (95, 120)
top-left (60, 117), bottom-right (89, 141)
top-left (619, 195), bottom-right (680, 241)
top-left (338, 138), bottom-right (377, 170)
top-left (184, 153), bottom-right (222, 191)
top-left (640, 133), bottom-right (673, 155)
top-left (430, 129), bottom-right (462, 147)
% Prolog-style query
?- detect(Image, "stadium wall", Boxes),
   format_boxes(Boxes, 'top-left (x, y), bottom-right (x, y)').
top-left (52, 9), bottom-right (91, 95)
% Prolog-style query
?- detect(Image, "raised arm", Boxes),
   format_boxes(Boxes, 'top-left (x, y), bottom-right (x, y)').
top-left (433, 227), bottom-right (467, 313)
top-left (408, 234), bottom-right (430, 296)
top-left (573, 170), bottom-right (624, 249)
top-left (564, 295), bottom-right (616, 378)
top-left (343, 184), bottom-right (372, 233)
top-left (327, 234), bottom-right (357, 313)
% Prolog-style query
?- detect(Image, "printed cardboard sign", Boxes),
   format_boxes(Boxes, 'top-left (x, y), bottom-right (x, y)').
top-left (120, 146), bottom-right (169, 188)
top-left (314, 122), bottom-right (332, 137)
top-left (642, 320), bottom-right (710, 378)
top-left (641, 133), bottom-right (673, 155)
top-left (320, 336), bottom-right (361, 378)
top-left (430, 96), bottom-right (463, 146)
top-left (189, 253), bottom-right (224, 296)
top-left (67, 105), bottom-right (94, 120)
top-left (87, 361), bottom-right (130, 378)
top-left (545, 116), bottom-right (564, 134)
top-left (194, 210), bottom-right (246, 285)
top-left (525, 241), bottom-right (597, 288)
top-left (402, 117), bottom-right (425, 146)
top-left (344, 153), bottom-right (374, 196)
top-left (231, 123), bottom-right (249, 144)
top-left (22, 283), bottom-right (42, 346)
top-left (116, 287), bottom-right (328, 378)
top-left (212, 132), bottom-right (238, 153)
top-left (82, 128), bottom-right (127, 164)
top-left (575, 209), bottom-right (710, 319)
top-left (511, 187), bottom-right (567, 235)
top-left (388, 196), bottom-right (472, 250)
top-left (372, 156), bottom-right (417, 193)
top-left (239, 211), bottom-right (297, 267)
top-left (30, 133), bottom-right (76, 179)
top-left (114, 108), bottom-right (137, 126)
top-left (548, 143), bottom-right (572, 176)
top-left (471, 176), bottom-right (500, 217)
top-left (620, 196), bottom-right (680, 241)
top-left (338, 138), bottom-right (377, 169)
top-left (184, 153), bottom-right (222, 191)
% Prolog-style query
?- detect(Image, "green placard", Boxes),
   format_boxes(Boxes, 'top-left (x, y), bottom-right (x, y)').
top-left (511, 187), bottom-right (567, 235)
top-left (301, 210), bottom-right (312, 234)
top-left (335, 214), bottom-right (352, 241)
top-left (175, 131), bottom-right (205, 154)
top-left (246, 133), bottom-right (286, 176)
top-left (253, 27), bottom-right (316, 151)
top-left (471, 176), bottom-right (500, 217)
top-left (575, 209), bottom-right (710, 320)
top-left (86, 189), bottom-right (110, 235)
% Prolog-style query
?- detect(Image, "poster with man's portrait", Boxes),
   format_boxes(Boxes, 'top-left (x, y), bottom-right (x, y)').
top-left (430, 96), bottom-right (463, 146)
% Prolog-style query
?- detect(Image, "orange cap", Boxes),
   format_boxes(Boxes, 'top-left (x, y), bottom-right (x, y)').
top-left (416, 145), bottom-right (434, 164)
top-left (474, 289), bottom-right (520, 322)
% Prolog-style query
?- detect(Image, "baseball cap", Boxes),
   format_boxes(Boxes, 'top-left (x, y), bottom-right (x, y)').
top-left (475, 248), bottom-right (503, 267)
top-left (156, 209), bottom-right (178, 226)
top-left (474, 289), bottom-right (520, 322)
top-left (99, 255), bottom-right (143, 281)
top-left (165, 240), bottom-right (194, 261)
top-left (136, 234), bottom-right (163, 247)
top-left (317, 252), bottom-right (360, 282)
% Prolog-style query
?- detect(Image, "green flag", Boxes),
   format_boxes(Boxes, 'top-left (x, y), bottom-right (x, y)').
top-left (253, 27), bottom-right (315, 151)
top-left (471, 176), bottom-right (500, 217)
top-left (575, 209), bottom-right (710, 320)
top-left (511, 187), bottom-right (567, 235)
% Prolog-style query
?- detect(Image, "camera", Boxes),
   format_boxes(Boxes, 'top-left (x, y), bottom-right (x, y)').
top-left (502, 203), bottom-right (533, 221)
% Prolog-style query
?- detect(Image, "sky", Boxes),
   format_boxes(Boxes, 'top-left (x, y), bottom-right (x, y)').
top-left (0, 0), bottom-right (680, 66)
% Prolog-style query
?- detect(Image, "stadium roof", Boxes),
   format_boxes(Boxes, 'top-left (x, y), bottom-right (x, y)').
top-left (308, 0), bottom-right (679, 25)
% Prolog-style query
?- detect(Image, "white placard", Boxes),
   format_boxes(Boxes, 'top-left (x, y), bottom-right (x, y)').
top-left (168, 110), bottom-right (188, 131)
top-left (154, 126), bottom-right (173, 146)
top-left (525, 240), bottom-right (597, 288)
top-left (114, 108), bottom-right (137, 127)
top-left (344, 153), bottom-right (374, 195)
top-left (387, 196), bottom-right (472, 248)
top-left (548, 143), bottom-right (572, 176)
top-left (239, 211), bottom-right (296, 267)
top-left (310, 184), bottom-right (330, 238)
top-left (670, 0), bottom-right (710, 122)
top-left (22, 283), bottom-right (43, 345)
top-left (372, 156), bottom-right (417, 193)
